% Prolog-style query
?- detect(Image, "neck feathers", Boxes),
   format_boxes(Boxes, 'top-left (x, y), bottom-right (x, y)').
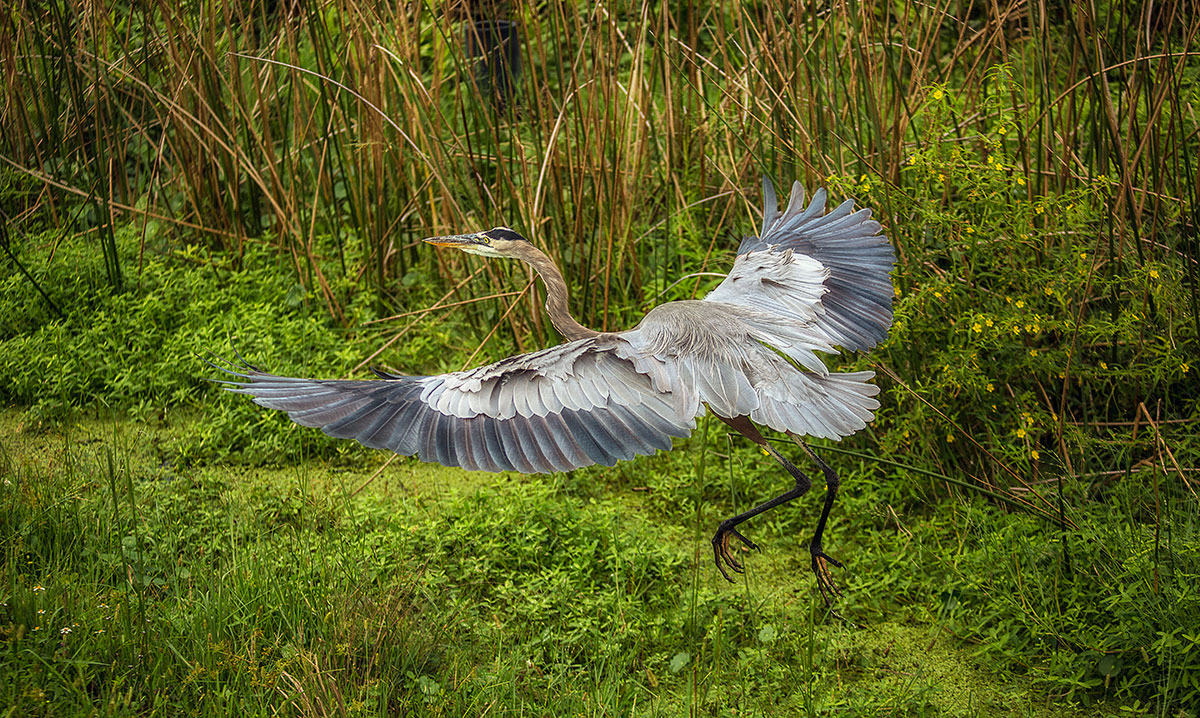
top-left (517, 244), bottom-right (599, 340)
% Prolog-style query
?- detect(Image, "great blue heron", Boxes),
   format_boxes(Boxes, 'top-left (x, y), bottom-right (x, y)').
top-left (216, 177), bottom-right (895, 601)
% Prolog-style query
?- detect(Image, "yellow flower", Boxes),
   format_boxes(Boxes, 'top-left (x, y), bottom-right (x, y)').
top-left (985, 318), bottom-right (994, 327)
top-left (1149, 269), bottom-right (1160, 279)
top-left (1099, 361), bottom-right (1108, 369)
top-left (1044, 287), bottom-right (1053, 296)
top-left (986, 382), bottom-right (994, 392)
top-left (1031, 449), bottom-right (1040, 460)
top-left (934, 291), bottom-right (943, 298)
top-left (1005, 296), bottom-right (1012, 303)
top-left (1011, 325), bottom-right (1021, 335)
top-left (1182, 363), bottom-right (1190, 374)
top-left (1016, 428), bottom-right (1027, 438)
top-left (894, 286), bottom-right (902, 296)
top-left (932, 89), bottom-right (945, 100)
top-left (1016, 299), bottom-right (1025, 308)
top-left (1079, 252), bottom-right (1087, 260)
top-left (1029, 348), bottom-right (1038, 357)
top-left (965, 225), bottom-right (975, 234)
top-left (1017, 177), bottom-right (1027, 187)
top-left (998, 126), bottom-right (1008, 135)
top-left (972, 322), bottom-right (982, 333)
top-left (946, 434), bottom-right (955, 442)
top-left (1034, 204), bottom-right (1043, 213)
top-left (1032, 324), bottom-right (1040, 333)
top-left (938, 173), bottom-right (946, 182)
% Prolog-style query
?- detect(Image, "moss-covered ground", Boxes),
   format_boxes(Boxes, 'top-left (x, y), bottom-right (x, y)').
top-left (4, 409), bottom-right (1170, 716)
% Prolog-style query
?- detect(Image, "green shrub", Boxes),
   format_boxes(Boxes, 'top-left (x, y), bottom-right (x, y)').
top-left (0, 226), bottom-right (381, 462)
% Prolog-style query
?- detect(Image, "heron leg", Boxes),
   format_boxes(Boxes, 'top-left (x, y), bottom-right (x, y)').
top-left (711, 416), bottom-right (813, 583)
top-left (789, 434), bottom-right (844, 603)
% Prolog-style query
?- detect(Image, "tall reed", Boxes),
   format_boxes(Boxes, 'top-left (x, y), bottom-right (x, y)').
top-left (6, 2), bottom-right (1193, 324)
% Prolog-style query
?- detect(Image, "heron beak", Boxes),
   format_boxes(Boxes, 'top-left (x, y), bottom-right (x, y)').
top-left (422, 232), bottom-right (486, 248)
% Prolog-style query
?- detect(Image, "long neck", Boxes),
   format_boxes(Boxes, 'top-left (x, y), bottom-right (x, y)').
top-left (516, 243), bottom-right (600, 340)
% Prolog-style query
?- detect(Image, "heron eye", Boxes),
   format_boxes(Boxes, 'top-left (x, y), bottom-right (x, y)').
top-left (480, 235), bottom-right (491, 244)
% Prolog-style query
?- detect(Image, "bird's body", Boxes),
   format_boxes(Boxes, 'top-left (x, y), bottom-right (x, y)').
top-left (217, 178), bottom-right (895, 599)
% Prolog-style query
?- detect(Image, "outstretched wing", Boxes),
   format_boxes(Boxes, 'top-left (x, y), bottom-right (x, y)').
top-left (705, 177), bottom-right (895, 352)
top-left (214, 337), bottom-right (694, 474)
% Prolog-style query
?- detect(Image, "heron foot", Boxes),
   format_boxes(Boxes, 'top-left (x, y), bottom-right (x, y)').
top-left (811, 544), bottom-right (844, 605)
top-left (712, 522), bottom-right (759, 582)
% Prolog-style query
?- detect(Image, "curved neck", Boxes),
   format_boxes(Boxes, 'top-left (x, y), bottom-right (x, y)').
top-left (514, 243), bottom-right (599, 340)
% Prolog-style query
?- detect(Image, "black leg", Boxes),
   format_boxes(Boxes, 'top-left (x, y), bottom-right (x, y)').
top-left (711, 441), bottom-right (813, 581)
top-left (709, 416), bottom-right (846, 604)
top-left (791, 436), bottom-right (843, 603)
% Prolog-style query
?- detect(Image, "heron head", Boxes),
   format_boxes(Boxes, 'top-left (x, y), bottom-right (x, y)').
top-left (423, 227), bottom-right (530, 259)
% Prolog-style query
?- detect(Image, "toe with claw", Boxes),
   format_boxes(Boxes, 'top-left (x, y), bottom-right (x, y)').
top-left (711, 522), bottom-right (759, 582)
top-left (810, 544), bottom-right (844, 604)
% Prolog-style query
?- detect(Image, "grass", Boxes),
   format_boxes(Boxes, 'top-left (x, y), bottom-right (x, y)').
top-left (2, 0), bottom-right (1199, 714)
top-left (4, 409), bottom-right (1181, 716)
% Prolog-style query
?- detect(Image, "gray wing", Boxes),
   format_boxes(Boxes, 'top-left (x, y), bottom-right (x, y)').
top-left (705, 177), bottom-right (895, 352)
top-left (214, 337), bottom-right (694, 474)
top-left (620, 306), bottom-right (881, 440)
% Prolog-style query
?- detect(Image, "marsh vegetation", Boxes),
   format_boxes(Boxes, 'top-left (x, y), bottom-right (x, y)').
top-left (2, 0), bottom-right (1198, 714)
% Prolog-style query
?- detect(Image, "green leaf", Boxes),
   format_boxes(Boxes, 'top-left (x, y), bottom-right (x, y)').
top-left (758, 623), bottom-right (778, 643)
top-left (669, 651), bottom-right (690, 674)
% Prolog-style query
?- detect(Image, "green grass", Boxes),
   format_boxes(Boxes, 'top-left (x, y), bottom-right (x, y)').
top-left (3, 409), bottom-right (1197, 716)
